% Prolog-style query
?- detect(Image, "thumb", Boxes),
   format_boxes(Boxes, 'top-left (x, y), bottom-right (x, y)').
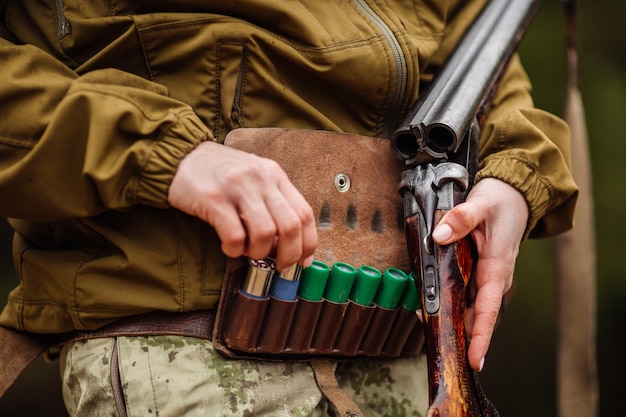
top-left (431, 202), bottom-right (480, 245)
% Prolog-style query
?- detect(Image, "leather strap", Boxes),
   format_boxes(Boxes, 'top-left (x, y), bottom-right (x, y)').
top-left (311, 359), bottom-right (364, 417)
top-left (0, 310), bottom-right (215, 398)
top-left (68, 310), bottom-right (215, 342)
top-left (0, 326), bottom-right (56, 397)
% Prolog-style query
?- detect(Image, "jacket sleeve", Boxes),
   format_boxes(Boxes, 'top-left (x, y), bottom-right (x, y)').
top-left (422, 0), bottom-right (577, 239)
top-left (475, 54), bottom-right (579, 239)
top-left (0, 36), bottom-right (213, 221)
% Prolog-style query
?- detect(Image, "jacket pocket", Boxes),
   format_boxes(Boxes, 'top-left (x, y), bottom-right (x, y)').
top-left (215, 41), bottom-right (247, 139)
top-left (133, 15), bottom-right (248, 142)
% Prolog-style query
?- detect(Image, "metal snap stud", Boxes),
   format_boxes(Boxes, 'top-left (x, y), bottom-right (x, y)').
top-left (334, 173), bottom-right (351, 193)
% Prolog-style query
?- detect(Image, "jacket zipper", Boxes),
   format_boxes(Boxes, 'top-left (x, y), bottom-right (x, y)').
top-left (351, 0), bottom-right (407, 138)
top-left (55, 0), bottom-right (72, 39)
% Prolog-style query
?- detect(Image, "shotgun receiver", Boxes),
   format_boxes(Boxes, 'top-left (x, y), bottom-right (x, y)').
top-left (392, 0), bottom-right (540, 416)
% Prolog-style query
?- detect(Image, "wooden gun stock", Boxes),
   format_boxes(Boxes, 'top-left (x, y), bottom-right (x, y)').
top-left (406, 211), bottom-right (498, 417)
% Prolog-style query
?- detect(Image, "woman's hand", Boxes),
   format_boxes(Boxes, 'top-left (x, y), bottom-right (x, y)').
top-left (167, 141), bottom-right (318, 271)
top-left (431, 178), bottom-right (529, 371)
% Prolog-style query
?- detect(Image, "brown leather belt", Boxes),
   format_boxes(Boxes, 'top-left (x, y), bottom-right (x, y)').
top-left (0, 310), bottom-right (215, 398)
top-left (69, 310), bottom-right (215, 341)
top-left (1, 308), bottom-right (364, 416)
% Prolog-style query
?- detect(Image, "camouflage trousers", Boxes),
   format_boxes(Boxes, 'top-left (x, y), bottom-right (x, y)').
top-left (60, 336), bottom-right (428, 417)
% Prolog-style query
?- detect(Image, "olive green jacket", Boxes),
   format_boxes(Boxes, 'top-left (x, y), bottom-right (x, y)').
top-left (0, 0), bottom-right (577, 333)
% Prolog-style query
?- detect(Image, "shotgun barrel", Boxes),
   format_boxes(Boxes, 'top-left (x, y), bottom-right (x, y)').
top-left (391, 0), bottom-right (540, 165)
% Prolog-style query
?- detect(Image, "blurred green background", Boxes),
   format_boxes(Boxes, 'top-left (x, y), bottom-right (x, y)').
top-left (1, 1), bottom-right (624, 416)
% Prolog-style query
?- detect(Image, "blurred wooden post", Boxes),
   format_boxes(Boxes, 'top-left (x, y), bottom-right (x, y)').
top-left (555, 1), bottom-right (599, 416)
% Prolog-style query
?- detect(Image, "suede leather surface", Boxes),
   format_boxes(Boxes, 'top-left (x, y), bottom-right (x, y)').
top-left (225, 127), bottom-right (409, 272)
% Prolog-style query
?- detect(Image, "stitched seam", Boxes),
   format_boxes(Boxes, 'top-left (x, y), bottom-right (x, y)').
top-left (132, 16), bottom-right (157, 81)
top-left (214, 41), bottom-right (223, 140)
top-left (16, 247), bottom-right (26, 330)
top-left (171, 209), bottom-right (185, 311)
top-left (137, 16), bottom-right (388, 54)
top-left (0, 136), bottom-right (37, 149)
top-left (232, 42), bottom-right (247, 129)
top-left (145, 342), bottom-right (161, 417)
top-left (73, 245), bottom-right (108, 329)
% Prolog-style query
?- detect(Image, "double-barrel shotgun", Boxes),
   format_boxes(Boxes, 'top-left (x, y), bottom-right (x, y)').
top-left (391, 0), bottom-right (541, 415)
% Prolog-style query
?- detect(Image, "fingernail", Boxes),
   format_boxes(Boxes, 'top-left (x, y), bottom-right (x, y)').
top-left (432, 223), bottom-right (453, 242)
top-left (479, 357), bottom-right (485, 372)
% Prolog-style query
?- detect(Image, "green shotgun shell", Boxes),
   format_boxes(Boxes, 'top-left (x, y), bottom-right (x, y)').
top-left (349, 265), bottom-right (382, 306)
top-left (297, 260), bottom-right (330, 301)
top-left (401, 273), bottom-right (422, 312)
top-left (323, 262), bottom-right (357, 303)
top-left (374, 267), bottom-right (409, 309)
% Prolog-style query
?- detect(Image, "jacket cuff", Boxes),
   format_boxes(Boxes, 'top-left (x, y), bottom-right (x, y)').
top-left (475, 155), bottom-right (553, 240)
top-left (135, 110), bottom-right (212, 207)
